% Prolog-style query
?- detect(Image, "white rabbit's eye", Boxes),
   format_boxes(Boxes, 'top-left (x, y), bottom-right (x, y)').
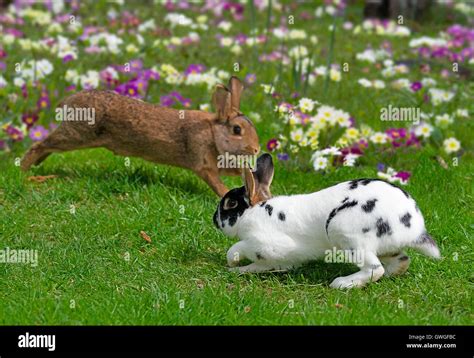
top-left (224, 198), bottom-right (238, 210)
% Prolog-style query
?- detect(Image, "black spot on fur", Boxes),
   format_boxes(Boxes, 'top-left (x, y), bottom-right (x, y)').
top-left (417, 232), bottom-right (436, 246)
top-left (375, 218), bottom-right (392, 237)
top-left (362, 199), bottom-right (378, 213)
top-left (348, 178), bottom-right (410, 198)
top-left (399, 255), bottom-right (409, 262)
top-left (256, 252), bottom-right (264, 260)
top-left (228, 216), bottom-right (237, 227)
top-left (265, 204), bottom-right (273, 216)
top-left (278, 212), bottom-right (286, 221)
top-left (349, 178), bottom-right (376, 190)
top-left (362, 227), bottom-right (371, 233)
top-left (326, 200), bottom-right (358, 233)
top-left (342, 197), bottom-right (349, 203)
top-left (400, 212), bottom-right (412, 227)
top-left (259, 201), bottom-right (267, 207)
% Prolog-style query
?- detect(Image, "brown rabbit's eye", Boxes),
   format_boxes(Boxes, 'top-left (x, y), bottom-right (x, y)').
top-left (224, 198), bottom-right (238, 210)
top-left (233, 125), bottom-right (242, 135)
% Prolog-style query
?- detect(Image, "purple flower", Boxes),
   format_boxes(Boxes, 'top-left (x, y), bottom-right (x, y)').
top-left (395, 171), bottom-right (411, 183)
top-left (245, 73), bottom-right (256, 85)
top-left (277, 153), bottom-right (289, 161)
top-left (29, 126), bottom-right (49, 141)
top-left (376, 163), bottom-right (385, 172)
top-left (37, 96), bottom-right (50, 110)
top-left (22, 113), bottom-right (39, 128)
top-left (62, 54), bottom-right (74, 63)
top-left (185, 64), bottom-right (205, 75)
top-left (160, 95), bottom-right (175, 107)
top-left (410, 81), bottom-right (422, 92)
top-left (266, 138), bottom-right (279, 152)
top-left (4, 125), bottom-right (24, 141)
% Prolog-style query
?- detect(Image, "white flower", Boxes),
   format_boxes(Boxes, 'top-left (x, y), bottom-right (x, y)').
top-left (261, 84), bottom-right (275, 95)
top-left (218, 21), bottom-right (232, 32)
top-left (0, 75), bottom-right (7, 88)
top-left (344, 154), bottom-right (360, 167)
top-left (79, 70), bottom-right (100, 89)
top-left (288, 29), bottom-right (307, 40)
top-left (443, 138), bottom-right (461, 154)
top-left (165, 13), bottom-right (193, 27)
top-left (288, 45), bottom-right (308, 59)
top-left (329, 68), bottom-right (341, 82)
top-left (298, 98), bottom-right (315, 113)
top-left (435, 113), bottom-right (453, 128)
top-left (65, 69), bottom-right (80, 84)
top-left (429, 88), bottom-right (455, 106)
top-left (414, 123), bottom-right (433, 138)
top-left (373, 80), bottom-right (385, 89)
top-left (358, 78), bottom-right (372, 87)
top-left (290, 128), bottom-right (304, 142)
top-left (334, 110), bottom-right (351, 127)
top-left (421, 78), bottom-right (436, 87)
top-left (126, 44), bottom-right (139, 53)
top-left (138, 19), bottom-right (155, 33)
top-left (313, 156), bottom-right (328, 171)
top-left (370, 132), bottom-right (388, 144)
top-left (409, 36), bottom-right (447, 48)
top-left (456, 109), bottom-right (468, 118)
top-left (321, 147), bottom-right (342, 156)
top-left (199, 103), bottom-right (210, 112)
top-left (13, 77), bottom-right (25, 87)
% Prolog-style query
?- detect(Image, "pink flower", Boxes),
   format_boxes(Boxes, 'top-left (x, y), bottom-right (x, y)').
top-left (29, 126), bottom-right (49, 141)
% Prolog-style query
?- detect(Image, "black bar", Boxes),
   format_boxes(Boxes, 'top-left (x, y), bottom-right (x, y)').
top-left (0, 326), bottom-right (471, 354)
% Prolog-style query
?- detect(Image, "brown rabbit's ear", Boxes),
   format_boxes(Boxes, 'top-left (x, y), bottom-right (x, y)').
top-left (212, 84), bottom-right (232, 121)
top-left (253, 153), bottom-right (274, 202)
top-left (228, 76), bottom-right (244, 113)
top-left (243, 165), bottom-right (257, 206)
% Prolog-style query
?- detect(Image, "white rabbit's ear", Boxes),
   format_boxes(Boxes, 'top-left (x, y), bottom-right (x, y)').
top-left (253, 153), bottom-right (274, 201)
top-left (243, 165), bottom-right (257, 205)
top-left (212, 84), bottom-right (232, 121)
top-left (228, 76), bottom-right (244, 113)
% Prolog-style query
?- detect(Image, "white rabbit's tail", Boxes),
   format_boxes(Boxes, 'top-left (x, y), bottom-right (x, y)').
top-left (411, 232), bottom-right (441, 259)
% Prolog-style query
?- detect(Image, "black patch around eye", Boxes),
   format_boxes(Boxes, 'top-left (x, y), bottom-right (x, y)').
top-left (376, 218), bottom-right (392, 237)
top-left (400, 212), bottom-right (412, 227)
top-left (218, 186), bottom-right (249, 227)
top-left (362, 227), bottom-right (371, 233)
top-left (265, 204), bottom-right (273, 216)
top-left (278, 212), bottom-right (286, 221)
top-left (256, 252), bottom-right (264, 260)
top-left (362, 199), bottom-right (378, 213)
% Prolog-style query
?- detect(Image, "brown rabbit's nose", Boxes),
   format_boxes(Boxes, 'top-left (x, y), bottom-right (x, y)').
top-left (252, 146), bottom-right (260, 154)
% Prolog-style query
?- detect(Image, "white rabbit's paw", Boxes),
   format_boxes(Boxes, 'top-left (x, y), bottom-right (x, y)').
top-left (330, 276), bottom-right (364, 289)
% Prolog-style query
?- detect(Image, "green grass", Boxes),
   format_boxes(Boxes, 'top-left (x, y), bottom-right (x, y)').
top-left (0, 1), bottom-right (473, 325)
top-left (0, 148), bottom-right (472, 325)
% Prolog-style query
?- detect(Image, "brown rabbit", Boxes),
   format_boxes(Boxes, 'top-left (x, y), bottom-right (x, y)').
top-left (21, 76), bottom-right (260, 197)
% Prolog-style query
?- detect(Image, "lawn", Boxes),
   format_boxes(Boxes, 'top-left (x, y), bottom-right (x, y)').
top-left (0, 1), bottom-right (473, 325)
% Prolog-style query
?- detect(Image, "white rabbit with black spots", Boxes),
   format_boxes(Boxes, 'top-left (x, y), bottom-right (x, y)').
top-left (213, 154), bottom-right (440, 289)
